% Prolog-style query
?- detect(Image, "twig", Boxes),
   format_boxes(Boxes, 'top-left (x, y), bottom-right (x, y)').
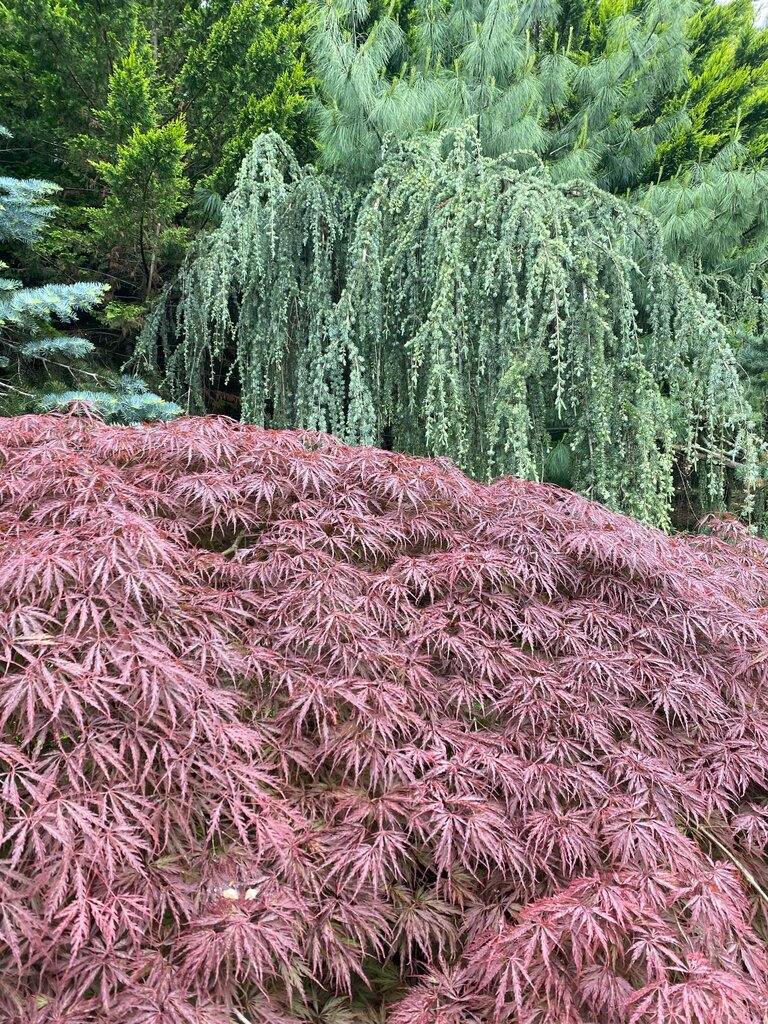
top-left (0, 380), bottom-right (35, 397)
top-left (695, 823), bottom-right (768, 907)
top-left (220, 534), bottom-right (257, 558)
top-left (674, 443), bottom-right (767, 474)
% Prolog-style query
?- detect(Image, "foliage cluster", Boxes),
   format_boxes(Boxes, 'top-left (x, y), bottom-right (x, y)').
top-left (142, 130), bottom-right (761, 527)
top-left (311, 0), bottom-right (768, 248)
top-left (307, 0), bottom-right (768, 377)
top-left (0, 0), bottom-right (312, 301)
top-left (4, 412), bottom-right (768, 1021)
top-left (0, 153), bottom-right (179, 419)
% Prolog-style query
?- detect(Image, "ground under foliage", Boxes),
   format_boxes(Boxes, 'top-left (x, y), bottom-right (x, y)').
top-left (3, 413), bottom-right (768, 1023)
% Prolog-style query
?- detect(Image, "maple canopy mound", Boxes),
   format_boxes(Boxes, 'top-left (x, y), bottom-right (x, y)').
top-left (3, 414), bottom-right (768, 1024)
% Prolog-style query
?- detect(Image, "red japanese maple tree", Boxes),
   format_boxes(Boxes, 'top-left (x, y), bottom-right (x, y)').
top-left (2, 412), bottom-right (768, 1024)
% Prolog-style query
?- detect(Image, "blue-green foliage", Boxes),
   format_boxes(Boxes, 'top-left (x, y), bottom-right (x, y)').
top-left (39, 376), bottom-right (182, 424)
top-left (0, 281), bottom-right (106, 327)
top-left (1, 132), bottom-right (178, 422)
top-left (0, 176), bottom-right (60, 244)
top-left (146, 129), bottom-right (761, 527)
top-left (19, 336), bottom-right (95, 359)
top-left (0, 164), bottom-right (107, 380)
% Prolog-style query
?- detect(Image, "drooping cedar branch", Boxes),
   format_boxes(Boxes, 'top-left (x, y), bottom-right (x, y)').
top-left (138, 129), bottom-right (761, 528)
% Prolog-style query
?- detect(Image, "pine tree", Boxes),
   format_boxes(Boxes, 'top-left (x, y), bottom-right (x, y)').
top-left (310, 0), bottom-right (689, 181)
top-left (0, 139), bottom-right (180, 421)
top-left (307, 0), bottom-right (768, 313)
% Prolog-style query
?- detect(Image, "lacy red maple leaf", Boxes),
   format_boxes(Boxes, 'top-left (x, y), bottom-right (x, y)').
top-left (1, 413), bottom-right (768, 1023)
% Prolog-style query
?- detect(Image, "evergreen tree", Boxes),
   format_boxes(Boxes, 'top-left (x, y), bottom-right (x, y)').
top-left (0, 0), bottom-right (312, 190)
top-left (0, 0), bottom-right (312, 336)
top-left (0, 140), bottom-right (180, 422)
top-left (85, 44), bottom-right (189, 300)
top-left (138, 130), bottom-right (761, 527)
top-left (308, 0), bottom-right (768, 319)
top-left (171, 0), bottom-right (313, 194)
top-left (0, 0), bottom-right (140, 176)
top-left (655, 0), bottom-right (768, 168)
top-left (304, 0), bottom-right (768, 449)
top-left (138, 0), bottom-right (768, 524)
top-left (310, 0), bottom-right (687, 181)
top-left (554, 0), bottom-right (768, 173)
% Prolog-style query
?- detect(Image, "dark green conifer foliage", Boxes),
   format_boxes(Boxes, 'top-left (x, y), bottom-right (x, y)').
top-left (78, 43), bottom-right (190, 300)
top-left (0, 0), bottom-right (312, 339)
top-left (654, 0), bottom-right (768, 167)
top-left (171, 0), bottom-right (313, 194)
top-left (0, 0), bottom-right (312, 191)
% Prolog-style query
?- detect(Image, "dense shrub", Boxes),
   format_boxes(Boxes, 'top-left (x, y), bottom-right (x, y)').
top-left (2, 412), bottom-right (768, 1023)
